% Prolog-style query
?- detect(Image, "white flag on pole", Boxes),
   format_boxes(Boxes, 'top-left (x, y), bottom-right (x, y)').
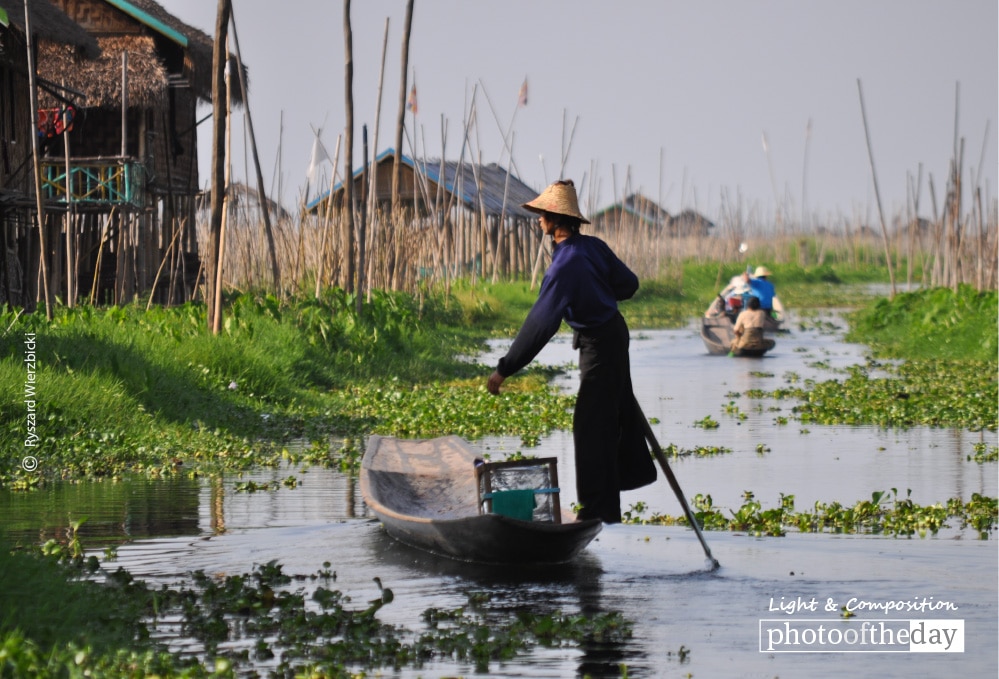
top-left (307, 131), bottom-right (330, 184)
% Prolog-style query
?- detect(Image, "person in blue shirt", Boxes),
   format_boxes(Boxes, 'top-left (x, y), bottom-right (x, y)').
top-left (744, 266), bottom-right (776, 311)
top-left (487, 180), bottom-right (656, 524)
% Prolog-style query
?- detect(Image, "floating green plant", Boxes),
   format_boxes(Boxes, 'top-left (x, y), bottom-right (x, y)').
top-left (791, 359), bottom-right (997, 431)
top-left (233, 481), bottom-right (274, 493)
top-left (2, 545), bottom-right (638, 678)
top-left (693, 415), bottom-right (720, 429)
top-left (625, 489), bottom-right (998, 539)
top-left (664, 443), bottom-right (732, 458)
top-left (969, 443), bottom-right (998, 463)
top-left (722, 401), bottom-right (749, 421)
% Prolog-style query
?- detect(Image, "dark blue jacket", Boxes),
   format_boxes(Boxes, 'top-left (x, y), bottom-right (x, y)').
top-left (497, 234), bottom-right (638, 377)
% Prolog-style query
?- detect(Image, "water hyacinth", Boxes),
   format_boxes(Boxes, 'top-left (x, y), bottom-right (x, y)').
top-left (626, 489), bottom-right (997, 539)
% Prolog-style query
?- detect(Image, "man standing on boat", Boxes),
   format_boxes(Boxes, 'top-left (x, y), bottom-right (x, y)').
top-left (486, 179), bottom-right (656, 524)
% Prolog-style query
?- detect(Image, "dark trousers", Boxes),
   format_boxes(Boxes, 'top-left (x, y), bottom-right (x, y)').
top-left (573, 313), bottom-right (656, 523)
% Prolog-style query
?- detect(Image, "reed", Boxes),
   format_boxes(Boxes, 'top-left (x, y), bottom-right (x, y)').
top-left (196, 195), bottom-right (995, 304)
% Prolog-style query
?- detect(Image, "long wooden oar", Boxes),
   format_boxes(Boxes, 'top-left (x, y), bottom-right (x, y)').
top-left (635, 398), bottom-right (720, 570)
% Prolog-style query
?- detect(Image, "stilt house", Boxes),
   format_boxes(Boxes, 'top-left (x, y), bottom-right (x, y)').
top-left (3, 0), bottom-right (243, 308)
top-left (1, 0), bottom-right (98, 305)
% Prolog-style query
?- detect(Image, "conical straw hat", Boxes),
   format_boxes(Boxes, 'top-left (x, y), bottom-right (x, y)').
top-left (523, 179), bottom-right (590, 223)
top-left (754, 266), bottom-right (773, 277)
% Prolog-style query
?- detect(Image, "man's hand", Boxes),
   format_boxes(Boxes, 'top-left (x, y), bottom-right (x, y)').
top-left (487, 371), bottom-right (505, 395)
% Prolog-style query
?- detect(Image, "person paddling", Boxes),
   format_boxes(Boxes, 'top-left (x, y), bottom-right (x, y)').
top-left (486, 179), bottom-right (656, 524)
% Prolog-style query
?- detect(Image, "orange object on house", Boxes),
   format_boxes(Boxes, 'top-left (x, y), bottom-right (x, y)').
top-left (37, 105), bottom-right (76, 138)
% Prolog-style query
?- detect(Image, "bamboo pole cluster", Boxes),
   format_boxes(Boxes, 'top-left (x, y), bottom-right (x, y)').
top-left (196, 181), bottom-right (996, 299)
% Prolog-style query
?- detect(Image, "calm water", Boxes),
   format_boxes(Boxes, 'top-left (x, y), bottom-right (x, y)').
top-left (3, 314), bottom-right (997, 678)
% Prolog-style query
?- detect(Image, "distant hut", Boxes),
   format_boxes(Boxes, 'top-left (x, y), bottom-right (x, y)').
top-left (0, 0), bottom-right (99, 307)
top-left (589, 194), bottom-right (715, 240)
top-left (589, 192), bottom-right (668, 236)
top-left (668, 208), bottom-right (714, 237)
top-left (308, 149), bottom-right (543, 287)
top-left (12, 0), bottom-right (244, 307)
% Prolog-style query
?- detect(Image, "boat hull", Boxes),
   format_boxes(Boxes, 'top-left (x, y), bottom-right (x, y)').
top-left (700, 315), bottom-right (736, 355)
top-left (372, 506), bottom-right (603, 565)
top-left (361, 435), bottom-right (602, 565)
top-left (700, 314), bottom-right (780, 356)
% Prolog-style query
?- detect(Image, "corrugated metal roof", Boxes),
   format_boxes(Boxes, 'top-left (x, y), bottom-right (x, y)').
top-left (103, 0), bottom-right (187, 47)
top-left (308, 149), bottom-right (540, 220)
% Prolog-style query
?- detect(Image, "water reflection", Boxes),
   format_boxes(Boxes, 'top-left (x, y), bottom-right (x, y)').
top-left (0, 475), bottom-right (200, 546)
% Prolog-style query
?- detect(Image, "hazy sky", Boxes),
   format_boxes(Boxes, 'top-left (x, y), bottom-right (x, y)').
top-left (158, 0), bottom-right (997, 224)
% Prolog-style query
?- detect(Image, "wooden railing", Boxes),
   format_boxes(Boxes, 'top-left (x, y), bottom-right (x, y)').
top-left (40, 157), bottom-right (145, 207)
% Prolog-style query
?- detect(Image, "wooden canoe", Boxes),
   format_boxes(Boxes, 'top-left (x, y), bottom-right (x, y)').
top-left (700, 315), bottom-right (737, 355)
top-left (700, 311), bottom-right (781, 357)
top-left (360, 435), bottom-right (602, 565)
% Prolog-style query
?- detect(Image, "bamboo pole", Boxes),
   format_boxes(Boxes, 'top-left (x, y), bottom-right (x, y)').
top-left (950, 139), bottom-right (965, 290)
top-left (207, 0), bottom-right (231, 332)
top-left (801, 118), bottom-right (812, 232)
top-left (114, 213), bottom-right (125, 304)
top-left (342, 0), bottom-right (356, 293)
top-left (391, 0), bottom-right (415, 218)
top-left (367, 17), bottom-right (390, 299)
top-left (23, 3), bottom-right (52, 318)
top-left (90, 210), bottom-right (112, 305)
top-left (357, 124), bottom-right (368, 312)
top-left (229, 5), bottom-right (281, 292)
top-left (856, 78), bottom-right (896, 298)
top-left (972, 120), bottom-right (990, 291)
top-left (62, 102), bottom-right (74, 307)
top-left (928, 174), bottom-right (943, 286)
top-left (316, 134), bottom-right (342, 298)
top-left (212, 38), bottom-right (233, 335)
top-left (947, 83), bottom-right (962, 290)
top-left (147, 221), bottom-right (184, 312)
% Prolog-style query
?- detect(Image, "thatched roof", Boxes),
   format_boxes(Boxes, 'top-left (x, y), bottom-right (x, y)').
top-left (26, 0), bottom-right (245, 108)
top-left (1, 0), bottom-right (100, 58)
top-left (112, 0), bottom-right (246, 104)
top-left (38, 35), bottom-right (167, 109)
